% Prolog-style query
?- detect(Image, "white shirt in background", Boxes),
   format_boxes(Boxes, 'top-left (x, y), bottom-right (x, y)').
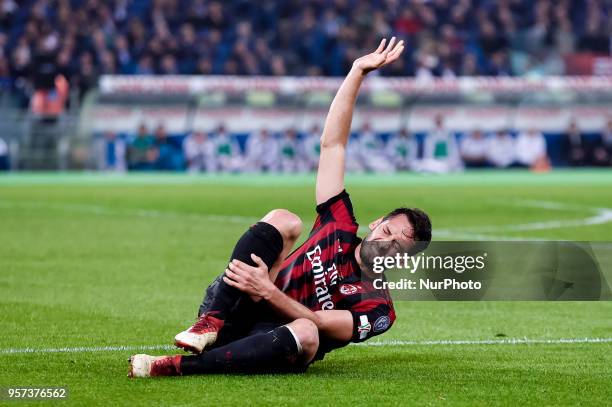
top-left (244, 131), bottom-right (280, 172)
top-left (515, 131), bottom-right (547, 166)
top-left (487, 134), bottom-right (515, 168)
top-left (460, 134), bottom-right (489, 160)
top-left (183, 134), bottom-right (216, 173)
top-left (358, 131), bottom-right (394, 172)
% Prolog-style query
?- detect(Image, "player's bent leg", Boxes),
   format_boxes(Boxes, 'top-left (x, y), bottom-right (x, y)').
top-left (180, 324), bottom-right (308, 375)
top-left (261, 209), bottom-right (303, 242)
top-left (286, 318), bottom-right (320, 364)
top-left (131, 319), bottom-right (318, 377)
top-left (176, 211), bottom-right (301, 354)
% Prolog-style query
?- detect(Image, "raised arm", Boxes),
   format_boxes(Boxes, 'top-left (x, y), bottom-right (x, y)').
top-left (316, 37), bottom-right (405, 204)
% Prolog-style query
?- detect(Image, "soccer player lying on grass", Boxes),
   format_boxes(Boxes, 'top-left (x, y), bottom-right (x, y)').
top-left (128, 37), bottom-right (432, 378)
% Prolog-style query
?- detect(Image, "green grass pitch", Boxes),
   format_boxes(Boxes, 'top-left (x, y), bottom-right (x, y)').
top-left (1, 170), bottom-right (611, 406)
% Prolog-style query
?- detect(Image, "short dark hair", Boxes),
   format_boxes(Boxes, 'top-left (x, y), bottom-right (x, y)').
top-left (384, 207), bottom-right (432, 252)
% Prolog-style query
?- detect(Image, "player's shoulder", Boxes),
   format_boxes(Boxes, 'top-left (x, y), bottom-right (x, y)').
top-left (308, 221), bottom-right (360, 249)
top-left (315, 189), bottom-right (358, 226)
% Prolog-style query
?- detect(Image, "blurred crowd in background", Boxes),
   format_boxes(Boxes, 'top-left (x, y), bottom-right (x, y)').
top-left (75, 115), bottom-right (612, 174)
top-left (1, 0), bottom-right (611, 106)
top-left (1, 113), bottom-right (611, 172)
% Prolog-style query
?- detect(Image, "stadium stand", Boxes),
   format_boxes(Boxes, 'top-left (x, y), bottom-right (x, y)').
top-left (1, 0), bottom-right (611, 100)
top-left (0, 0), bottom-right (610, 172)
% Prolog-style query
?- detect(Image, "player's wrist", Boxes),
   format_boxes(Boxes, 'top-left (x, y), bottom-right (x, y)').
top-left (262, 282), bottom-right (278, 301)
top-left (350, 65), bottom-right (368, 77)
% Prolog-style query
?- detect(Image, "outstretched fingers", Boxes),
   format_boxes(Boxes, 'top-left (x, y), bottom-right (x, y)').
top-left (375, 38), bottom-right (387, 53)
top-left (382, 36), bottom-right (397, 56)
top-left (387, 40), bottom-right (405, 61)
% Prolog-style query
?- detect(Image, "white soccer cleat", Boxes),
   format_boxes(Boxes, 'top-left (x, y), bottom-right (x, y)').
top-left (128, 354), bottom-right (156, 378)
top-left (127, 354), bottom-right (181, 378)
top-left (174, 331), bottom-right (217, 354)
top-left (174, 313), bottom-right (224, 354)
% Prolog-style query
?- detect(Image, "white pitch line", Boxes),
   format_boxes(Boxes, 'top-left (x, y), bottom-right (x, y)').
top-left (510, 199), bottom-right (594, 212)
top-left (0, 344), bottom-right (176, 355)
top-left (435, 200), bottom-right (612, 240)
top-left (463, 209), bottom-right (612, 233)
top-left (0, 201), bottom-right (259, 225)
top-left (1, 338), bottom-right (611, 355)
top-left (2, 198), bottom-right (610, 241)
top-left (0, 201), bottom-right (534, 241)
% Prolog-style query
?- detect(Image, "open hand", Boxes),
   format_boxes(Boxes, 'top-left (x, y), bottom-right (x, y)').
top-left (352, 37), bottom-right (405, 74)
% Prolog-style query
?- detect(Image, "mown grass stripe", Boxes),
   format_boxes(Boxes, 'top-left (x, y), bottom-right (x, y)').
top-left (2, 337), bottom-right (611, 355)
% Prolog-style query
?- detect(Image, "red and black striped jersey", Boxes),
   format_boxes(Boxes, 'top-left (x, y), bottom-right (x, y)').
top-left (275, 190), bottom-right (396, 342)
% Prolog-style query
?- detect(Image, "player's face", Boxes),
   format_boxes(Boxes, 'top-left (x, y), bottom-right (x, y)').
top-left (367, 215), bottom-right (414, 244)
top-left (359, 215), bottom-right (415, 274)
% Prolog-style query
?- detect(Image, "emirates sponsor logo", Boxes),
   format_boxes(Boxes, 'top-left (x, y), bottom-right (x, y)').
top-left (306, 245), bottom-right (336, 310)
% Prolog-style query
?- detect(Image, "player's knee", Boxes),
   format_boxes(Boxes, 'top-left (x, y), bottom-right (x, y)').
top-left (288, 318), bottom-right (319, 360)
top-left (263, 209), bottom-right (303, 241)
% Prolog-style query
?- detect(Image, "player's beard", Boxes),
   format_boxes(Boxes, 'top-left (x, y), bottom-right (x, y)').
top-left (358, 232), bottom-right (393, 277)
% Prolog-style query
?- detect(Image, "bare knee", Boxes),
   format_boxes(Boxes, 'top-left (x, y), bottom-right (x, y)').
top-left (287, 318), bottom-right (319, 362)
top-left (262, 209), bottom-right (303, 241)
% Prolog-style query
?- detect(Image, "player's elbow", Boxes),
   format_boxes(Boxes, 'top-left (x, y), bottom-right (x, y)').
top-left (319, 136), bottom-right (332, 149)
top-left (319, 137), bottom-right (341, 150)
top-left (314, 310), bottom-right (353, 342)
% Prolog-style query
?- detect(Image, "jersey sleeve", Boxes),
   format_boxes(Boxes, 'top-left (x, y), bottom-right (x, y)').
top-left (312, 190), bottom-right (357, 231)
top-left (348, 296), bottom-right (396, 343)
